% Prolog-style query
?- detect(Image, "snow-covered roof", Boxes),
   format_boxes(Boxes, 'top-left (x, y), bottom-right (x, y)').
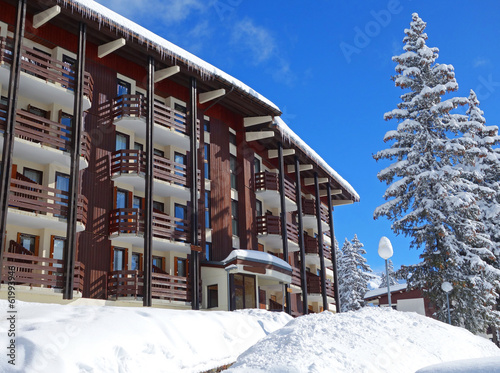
top-left (222, 249), bottom-right (292, 272)
top-left (58, 0), bottom-right (359, 201)
top-left (275, 117), bottom-right (360, 201)
top-left (364, 283), bottom-right (408, 299)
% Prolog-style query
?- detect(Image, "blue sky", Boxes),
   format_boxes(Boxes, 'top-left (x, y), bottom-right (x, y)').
top-left (96, 0), bottom-right (500, 273)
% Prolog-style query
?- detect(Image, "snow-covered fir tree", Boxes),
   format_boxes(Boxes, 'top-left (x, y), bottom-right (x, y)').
top-left (379, 259), bottom-right (398, 288)
top-left (374, 13), bottom-right (500, 333)
top-left (338, 235), bottom-right (372, 312)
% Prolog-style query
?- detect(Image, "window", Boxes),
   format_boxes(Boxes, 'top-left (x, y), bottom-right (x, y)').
top-left (231, 199), bottom-right (239, 236)
top-left (254, 157), bottom-right (261, 174)
top-left (230, 155), bottom-right (238, 190)
top-left (59, 111), bottom-right (72, 148)
top-left (174, 103), bottom-right (186, 131)
top-left (153, 201), bottom-right (164, 213)
top-left (117, 78), bottom-right (131, 96)
top-left (203, 119), bottom-right (210, 133)
top-left (154, 148), bottom-right (164, 157)
top-left (229, 132), bottom-right (237, 145)
top-left (174, 152), bottom-right (186, 185)
top-left (23, 168), bottom-right (43, 184)
top-left (55, 172), bottom-right (69, 218)
top-left (204, 144), bottom-right (210, 179)
top-left (28, 105), bottom-right (48, 118)
top-left (152, 256), bottom-right (164, 272)
top-left (175, 204), bottom-right (188, 238)
top-left (116, 132), bottom-right (129, 151)
top-left (131, 253), bottom-right (142, 271)
top-left (175, 257), bottom-right (187, 277)
top-left (205, 242), bottom-right (212, 261)
top-left (62, 55), bottom-right (76, 90)
top-left (256, 199), bottom-right (263, 218)
top-left (50, 236), bottom-right (65, 268)
top-left (133, 196), bottom-right (142, 210)
top-left (133, 142), bottom-right (143, 151)
top-left (207, 284), bottom-right (218, 309)
top-left (205, 191), bottom-right (211, 229)
top-left (113, 248), bottom-right (126, 271)
top-left (232, 274), bottom-right (256, 310)
top-left (17, 233), bottom-right (39, 256)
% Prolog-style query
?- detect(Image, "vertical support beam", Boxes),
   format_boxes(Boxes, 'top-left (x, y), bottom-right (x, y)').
top-left (63, 22), bottom-right (86, 299)
top-left (0, 0), bottom-right (26, 282)
top-left (190, 77), bottom-right (200, 310)
top-left (143, 56), bottom-right (155, 307)
top-left (315, 172), bottom-right (328, 311)
top-left (294, 155), bottom-right (308, 315)
top-left (327, 183), bottom-right (341, 313)
top-left (278, 142), bottom-right (291, 314)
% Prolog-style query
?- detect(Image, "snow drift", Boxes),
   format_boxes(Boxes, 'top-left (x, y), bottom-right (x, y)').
top-left (0, 300), bottom-right (291, 373)
top-left (227, 307), bottom-right (500, 373)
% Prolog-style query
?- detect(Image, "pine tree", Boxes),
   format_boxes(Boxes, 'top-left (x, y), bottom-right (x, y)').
top-left (374, 13), bottom-right (500, 333)
top-left (338, 235), bottom-right (372, 312)
top-left (379, 259), bottom-right (398, 288)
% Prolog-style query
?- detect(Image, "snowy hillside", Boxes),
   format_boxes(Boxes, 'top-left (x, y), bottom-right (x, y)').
top-left (0, 300), bottom-right (291, 373)
top-left (228, 308), bottom-right (500, 373)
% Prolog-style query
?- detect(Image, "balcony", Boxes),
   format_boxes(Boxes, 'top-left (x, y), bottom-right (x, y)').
top-left (109, 149), bottom-right (190, 200)
top-left (107, 270), bottom-right (190, 303)
top-left (108, 208), bottom-right (191, 253)
top-left (257, 214), bottom-right (299, 252)
top-left (255, 171), bottom-right (297, 212)
top-left (302, 198), bottom-right (329, 232)
top-left (291, 266), bottom-right (302, 287)
top-left (100, 94), bottom-right (199, 150)
top-left (8, 174), bottom-right (87, 231)
top-left (307, 272), bottom-right (335, 299)
top-left (0, 105), bottom-right (90, 169)
top-left (0, 37), bottom-right (93, 111)
top-left (304, 234), bottom-right (332, 267)
top-left (1, 241), bottom-right (85, 292)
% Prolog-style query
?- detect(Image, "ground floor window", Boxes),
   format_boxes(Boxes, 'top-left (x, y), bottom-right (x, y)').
top-left (230, 274), bottom-right (256, 310)
top-left (207, 284), bottom-right (218, 309)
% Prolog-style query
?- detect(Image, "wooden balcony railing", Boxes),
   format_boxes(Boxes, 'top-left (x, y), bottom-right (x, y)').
top-left (81, 132), bottom-right (91, 163)
top-left (255, 171), bottom-right (296, 203)
top-left (1, 251), bottom-right (85, 292)
top-left (305, 234), bottom-right (332, 261)
top-left (107, 269), bottom-right (189, 302)
top-left (109, 208), bottom-right (190, 243)
top-left (291, 266), bottom-right (301, 287)
top-left (302, 198), bottom-right (329, 224)
top-left (0, 37), bottom-right (94, 103)
top-left (268, 298), bottom-right (284, 311)
top-left (256, 214), bottom-right (298, 244)
top-left (9, 176), bottom-right (88, 226)
top-left (307, 272), bottom-right (335, 298)
top-left (100, 94), bottom-right (200, 138)
top-left (109, 149), bottom-right (189, 188)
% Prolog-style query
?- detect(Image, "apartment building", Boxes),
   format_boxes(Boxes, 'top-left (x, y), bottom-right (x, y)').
top-left (0, 0), bottom-right (359, 315)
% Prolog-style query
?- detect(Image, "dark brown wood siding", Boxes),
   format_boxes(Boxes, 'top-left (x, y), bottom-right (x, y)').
top-left (209, 118), bottom-right (231, 261)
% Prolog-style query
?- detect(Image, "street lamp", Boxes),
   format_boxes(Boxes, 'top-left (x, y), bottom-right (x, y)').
top-left (441, 281), bottom-right (452, 325)
top-left (378, 237), bottom-right (394, 309)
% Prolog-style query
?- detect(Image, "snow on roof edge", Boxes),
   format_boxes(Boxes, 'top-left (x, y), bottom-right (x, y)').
top-left (275, 117), bottom-right (360, 201)
top-left (57, 0), bottom-right (280, 112)
top-left (222, 249), bottom-right (292, 271)
top-left (364, 283), bottom-right (408, 299)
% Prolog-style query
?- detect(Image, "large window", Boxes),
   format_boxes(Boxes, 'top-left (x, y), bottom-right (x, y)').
top-left (131, 252), bottom-right (142, 271)
top-left (207, 284), bottom-right (218, 309)
top-left (23, 168), bottom-right (43, 184)
top-left (51, 236), bottom-right (65, 269)
top-left (152, 256), bottom-right (164, 272)
top-left (55, 172), bottom-right (69, 218)
top-left (115, 189), bottom-right (128, 209)
top-left (254, 157), bottom-right (261, 174)
top-left (205, 242), bottom-right (212, 261)
top-left (17, 233), bottom-right (39, 256)
top-left (205, 191), bottom-right (211, 229)
top-left (256, 199), bottom-right (263, 218)
top-left (116, 132), bottom-right (129, 151)
top-left (204, 143), bottom-right (210, 180)
top-left (230, 155), bottom-right (238, 190)
top-left (231, 199), bottom-right (239, 236)
top-left (232, 274), bottom-right (256, 310)
top-left (113, 248), bottom-right (126, 271)
top-left (175, 257), bottom-right (187, 277)
top-left (117, 78), bottom-right (131, 96)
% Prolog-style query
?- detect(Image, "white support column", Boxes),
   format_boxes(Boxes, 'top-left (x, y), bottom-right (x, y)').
top-left (98, 38), bottom-right (126, 58)
top-left (199, 88), bottom-right (226, 104)
top-left (154, 66), bottom-right (180, 83)
top-left (33, 5), bottom-right (61, 29)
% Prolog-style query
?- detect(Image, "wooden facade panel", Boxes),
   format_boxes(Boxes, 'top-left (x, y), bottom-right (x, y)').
top-left (210, 118), bottom-right (231, 261)
top-left (237, 130), bottom-right (256, 250)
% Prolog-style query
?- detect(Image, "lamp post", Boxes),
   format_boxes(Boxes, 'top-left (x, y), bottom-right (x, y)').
top-left (378, 237), bottom-right (394, 309)
top-left (441, 281), bottom-right (452, 325)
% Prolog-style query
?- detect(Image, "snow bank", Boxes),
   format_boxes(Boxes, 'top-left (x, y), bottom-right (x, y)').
top-left (0, 300), bottom-right (291, 373)
top-left (416, 356), bottom-right (500, 373)
top-left (227, 307), bottom-right (500, 373)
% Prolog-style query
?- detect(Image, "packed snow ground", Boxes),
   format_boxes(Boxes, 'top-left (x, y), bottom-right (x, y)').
top-left (227, 307), bottom-right (500, 373)
top-left (0, 300), bottom-right (291, 373)
top-left (1, 301), bottom-right (499, 373)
